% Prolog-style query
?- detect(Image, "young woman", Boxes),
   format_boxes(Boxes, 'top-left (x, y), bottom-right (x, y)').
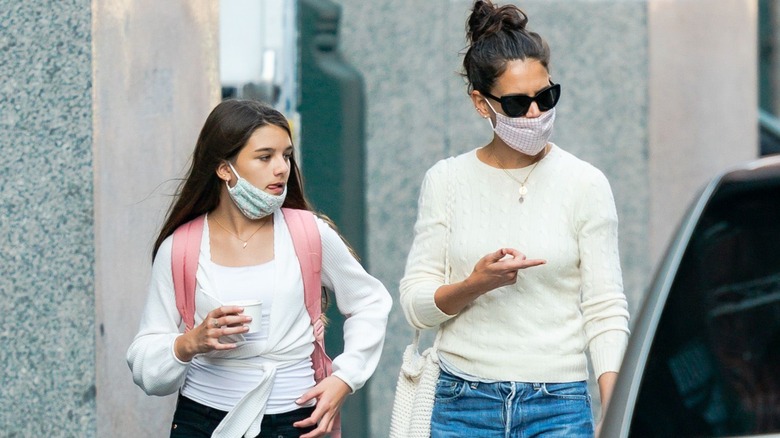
top-left (127, 100), bottom-right (392, 438)
top-left (399, 1), bottom-right (630, 436)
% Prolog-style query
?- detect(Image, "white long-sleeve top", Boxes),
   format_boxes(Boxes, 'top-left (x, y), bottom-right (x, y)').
top-left (127, 209), bottom-right (392, 435)
top-left (400, 145), bottom-right (630, 382)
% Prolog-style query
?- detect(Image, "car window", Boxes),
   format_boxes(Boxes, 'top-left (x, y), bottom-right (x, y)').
top-left (629, 183), bottom-right (780, 437)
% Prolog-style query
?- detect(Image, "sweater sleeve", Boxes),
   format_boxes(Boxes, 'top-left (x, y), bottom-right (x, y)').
top-left (399, 160), bottom-right (456, 329)
top-left (318, 219), bottom-right (392, 392)
top-left (126, 236), bottom-right (191, 396)
top-left (575, 168), bottom-right (631, 378)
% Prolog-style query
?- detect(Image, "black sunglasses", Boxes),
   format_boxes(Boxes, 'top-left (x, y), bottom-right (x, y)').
top-left (481, 83), bottom-right (561, 118)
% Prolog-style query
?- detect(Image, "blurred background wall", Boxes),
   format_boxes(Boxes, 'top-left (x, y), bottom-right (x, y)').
top-left (0, 0), bottom-right (775, 436)
top-left (92, 1), bottom-right (219, 436)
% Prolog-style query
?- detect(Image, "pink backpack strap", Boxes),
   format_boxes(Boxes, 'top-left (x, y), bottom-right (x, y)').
top-left (282, 208), bottom-right (334, 377)
top-left (282, 208), bottom-right (340, 437)
top-left (282, 208), bottom-right (323, 323)
top-left (171, 215), bottom-right (205, 332)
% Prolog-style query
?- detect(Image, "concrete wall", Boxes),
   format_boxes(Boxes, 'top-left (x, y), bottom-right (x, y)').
top-left (0, 1), bottom-right (218, 435)
top-left (92, 1), bottom-right (219, 436)
top-left (648, 0), bottom-right (757, 261)
top-left (330, 0), bottom-right (757, 436)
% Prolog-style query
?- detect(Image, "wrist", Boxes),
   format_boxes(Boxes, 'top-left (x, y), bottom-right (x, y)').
top-left (174, 334), bottom-right (195, 362)
top-left (461, 275), bottom-right (490, 297)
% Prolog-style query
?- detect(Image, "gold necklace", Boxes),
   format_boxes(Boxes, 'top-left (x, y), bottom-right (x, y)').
top-left (211, 215), bottom-right (269, 249)
top-left (490, 148), bottom-right (544, 203)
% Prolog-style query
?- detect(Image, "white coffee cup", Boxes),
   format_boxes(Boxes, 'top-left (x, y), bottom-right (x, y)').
top-left (226, 300), bottom-right (263, 333)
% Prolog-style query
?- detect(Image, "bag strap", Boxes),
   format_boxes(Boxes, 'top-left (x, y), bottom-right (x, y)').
top-left (281, 208), bottom-right (323, 324)
top-left (281, 208), bottom-right (333, 380)
top-left (172, 215), bottom-right (205, 332)
top-left (281, 208), bottom-right (338, 436)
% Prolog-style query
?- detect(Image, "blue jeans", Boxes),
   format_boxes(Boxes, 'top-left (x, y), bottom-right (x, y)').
top-left (170, 394), bottom-right (316, 438)
top-left (431, 370), bottom-right (594, 438)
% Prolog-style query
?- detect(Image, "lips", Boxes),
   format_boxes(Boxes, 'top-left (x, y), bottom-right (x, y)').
top-left (267, 183), bottom-right (285, 194)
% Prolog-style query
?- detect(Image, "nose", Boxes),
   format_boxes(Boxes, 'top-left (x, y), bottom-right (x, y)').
top-left (524, 101), bottom-right (542, 118)
top-left (274, 155), bottom-right (290, 176)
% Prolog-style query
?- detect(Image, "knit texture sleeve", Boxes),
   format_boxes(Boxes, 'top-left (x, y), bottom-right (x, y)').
top-left (575, 168), bottom-right (631, 378)
top-left (576, 168), bottom-right (629, 377)
top-left (318, 218), bottom-right (392, 392)
top-left (399, 160), bottom-right (456, 329)
top-left (126, 236), bottom-right (191, 396)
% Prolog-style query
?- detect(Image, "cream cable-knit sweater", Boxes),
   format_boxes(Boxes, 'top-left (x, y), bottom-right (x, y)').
top-left (400, 145), bottom-right (630, 383)
top-left (127, 210), bottom-right (392, 437)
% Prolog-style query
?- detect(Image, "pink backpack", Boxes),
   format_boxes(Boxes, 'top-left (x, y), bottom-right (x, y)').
top-left (170, 208), bottom-right (333, 383)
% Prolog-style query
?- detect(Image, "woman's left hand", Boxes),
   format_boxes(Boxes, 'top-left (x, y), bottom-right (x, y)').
top-left (293, 376), bottom-right (351, 438)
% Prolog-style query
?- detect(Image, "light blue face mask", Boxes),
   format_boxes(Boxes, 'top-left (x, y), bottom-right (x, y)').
top-left (225, 162), bottom-right (287, 219)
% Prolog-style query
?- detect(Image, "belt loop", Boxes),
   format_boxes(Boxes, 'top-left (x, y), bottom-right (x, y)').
top-left (469, 382), bottom-right (479, 389)
top-left (533, 382), bottom-right (542, 391)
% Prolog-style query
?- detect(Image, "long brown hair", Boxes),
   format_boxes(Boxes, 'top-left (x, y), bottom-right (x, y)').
top-left (152, 99), bottom-right (312, 260)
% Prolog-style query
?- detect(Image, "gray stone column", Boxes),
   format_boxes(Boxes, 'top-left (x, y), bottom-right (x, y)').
top-left (1, 1), bottom-right (95, 434)
top-left (0, 1), bottom-right (218, 436)
top-left (330, 1), bottom-right (756, 436)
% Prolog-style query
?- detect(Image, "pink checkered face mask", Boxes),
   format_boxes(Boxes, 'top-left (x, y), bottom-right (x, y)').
top-left (486, 102), bottom-right (555, 155)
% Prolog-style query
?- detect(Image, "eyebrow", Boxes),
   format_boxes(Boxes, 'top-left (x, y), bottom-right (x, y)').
top-left (253, 145), bottom-right (293, 153)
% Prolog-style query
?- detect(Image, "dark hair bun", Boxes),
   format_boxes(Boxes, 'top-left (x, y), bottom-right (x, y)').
top-left (467, 0), bottom-right (529, 44)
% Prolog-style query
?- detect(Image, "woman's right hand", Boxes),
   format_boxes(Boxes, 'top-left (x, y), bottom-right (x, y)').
top-left (173, 305), bottom-right (251, 362)
top-left (467, 248), bottom-right (546, 292)
top-left (434, 248), bottom-right (545, 315)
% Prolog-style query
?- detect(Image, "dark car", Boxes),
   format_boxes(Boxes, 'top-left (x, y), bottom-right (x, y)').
top-left (600, 155), bottom-right (780, 437)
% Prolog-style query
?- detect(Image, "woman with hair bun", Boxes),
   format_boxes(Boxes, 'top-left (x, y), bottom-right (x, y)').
top-left (399, 1), bottom-right (630, 436)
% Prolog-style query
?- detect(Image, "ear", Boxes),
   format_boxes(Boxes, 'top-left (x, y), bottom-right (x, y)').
top-left (470, 90), bottom-right (491, 119)
top-left (215, 161), bottom-right (233, 183)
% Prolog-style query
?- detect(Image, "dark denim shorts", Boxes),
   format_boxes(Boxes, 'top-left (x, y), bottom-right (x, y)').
top-left (170, 394), bottom-right (317, 438)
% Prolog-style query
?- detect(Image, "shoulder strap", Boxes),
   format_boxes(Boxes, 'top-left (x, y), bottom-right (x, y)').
top-left (281, 208), bottom-right (334, 387)
top-left (171, 215), bottom-right (205, 332)
top-left (281, 208), bottom-right (323, 324)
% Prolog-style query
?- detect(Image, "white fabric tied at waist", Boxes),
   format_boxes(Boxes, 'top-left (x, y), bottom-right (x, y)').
top-left (207, 358), bottom-right (277, 438)
top-left (191, 285), bottom-right (315, 437)
top-left (199, 337), bottom-right (314, 438)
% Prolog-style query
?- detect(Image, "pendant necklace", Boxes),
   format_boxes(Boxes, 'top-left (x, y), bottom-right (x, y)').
top-left (491, 148), bottom-right (543, 203)
top-left (212, 215), bottom-right (269, 249)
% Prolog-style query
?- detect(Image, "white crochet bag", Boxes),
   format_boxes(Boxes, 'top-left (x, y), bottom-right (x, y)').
top-left (390, 158), bottom-right (453, 438)
top-left (388, 330), bottom-right (441, 438)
